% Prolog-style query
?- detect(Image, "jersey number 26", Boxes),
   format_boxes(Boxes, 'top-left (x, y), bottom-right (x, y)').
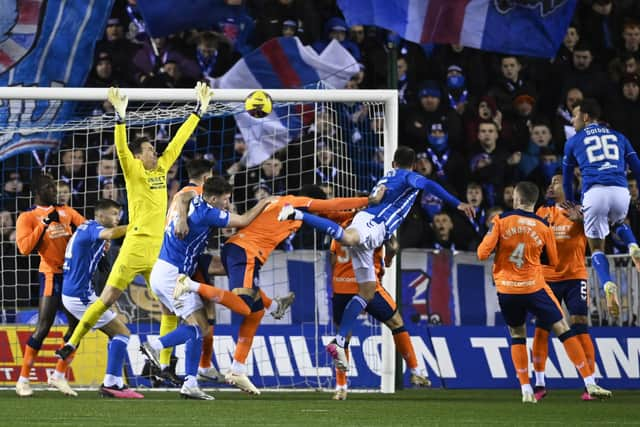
top-left (584, 134), bottom-right (619, 163)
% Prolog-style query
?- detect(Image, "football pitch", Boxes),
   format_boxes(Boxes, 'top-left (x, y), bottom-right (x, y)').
top-left (1, 389), bottom-right (639, 426)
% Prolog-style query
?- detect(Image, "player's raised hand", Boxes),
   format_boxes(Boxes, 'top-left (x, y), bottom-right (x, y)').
top-left (604, 282), bottom-right (620, 319)
top-left (107, 87), bottom-right (128, 121)
top-left (457, 202), bottom-right (475, 219)
top-left (195, 81), bottom-right (214, 116)
top-left (560, 201), bottom-right (583, 222)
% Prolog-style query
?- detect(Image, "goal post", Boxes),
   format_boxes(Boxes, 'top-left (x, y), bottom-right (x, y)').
top-left (0, 87), bottom-right (398, 393)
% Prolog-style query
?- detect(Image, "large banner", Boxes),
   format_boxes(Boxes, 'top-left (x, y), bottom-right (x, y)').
top-left (0, 0), bottom-right (113, 160)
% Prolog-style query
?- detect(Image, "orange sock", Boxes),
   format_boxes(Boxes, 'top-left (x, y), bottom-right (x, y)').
top-left (336, 348), bottom-right (350, 387)
top-left (19, 345), bottom-right (38, 379)
top-left (576, 333), bottom-right (596, 373)
top-left (393, 331), bottom-right (418, 370)
top-left (55, 350), bottom-right (76, 376)
top-left (199, 326), bottom-right (214, 369)
top-left (532, 328), bottom-right (549, 373)
top-left (197, 283), bottom-right (251, 316)
top-left (233, 309), bottom-right (265, 364)
top-left (259, 289), bottom-right (272, 309)
top-left (562, 335), bottom-right (593, 378)
top-left (510, 342), bottom-right (530, 386)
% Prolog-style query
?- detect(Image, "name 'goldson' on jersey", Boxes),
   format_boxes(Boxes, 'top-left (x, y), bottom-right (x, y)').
top-left (158, 195), bottom-right (230, 276)
top-left (62, 220), bottom-right (106, 302)
top-left (365, 168), bottom-right (460, 239)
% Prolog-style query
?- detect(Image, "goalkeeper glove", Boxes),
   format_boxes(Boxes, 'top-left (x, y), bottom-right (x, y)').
top-left (194, 81), bottom-right (213, 117)
top-left (43, 209), bottom-right (60, 225)
top-left (107, 87), bottom-right (128, 123)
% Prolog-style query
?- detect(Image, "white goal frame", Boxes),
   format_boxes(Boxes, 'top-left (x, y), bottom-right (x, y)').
top-left (0, 87), bottom-right (399, 393)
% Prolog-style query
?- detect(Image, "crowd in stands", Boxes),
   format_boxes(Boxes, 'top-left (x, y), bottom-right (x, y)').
top-left (4, 0), bottom-right (640, 262)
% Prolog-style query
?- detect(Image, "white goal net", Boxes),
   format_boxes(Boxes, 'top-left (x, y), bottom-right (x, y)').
top-left (0, 88), bottom-right (398, 392)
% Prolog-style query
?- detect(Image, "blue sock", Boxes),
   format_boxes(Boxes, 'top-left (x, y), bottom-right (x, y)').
top-left (336, 295), bottom-right (367, 347)
top-left (614, 223), bottom-right (637, 248)
top-left (159, 324), bottom-right (198, 348)
top-left (106, 335), bottom-right (129, 377)
top-left (299, 211), bottom-right (344, 240)
top-left (185, 336), bottom-right (203, 378)
top-left (591, 251), bottom-right (612, 285)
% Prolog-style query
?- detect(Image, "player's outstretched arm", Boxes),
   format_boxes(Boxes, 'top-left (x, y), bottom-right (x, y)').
top-left (561, 140), bottom-right (576, 202)
top-left (107, 87), bottom-right (136, 177)
top-left (384, 235), bottom-right (399, 267)
top-left (624, 138), bottom-right (640, 183)
top-left (227, 196), bottom-right (277, 228)
top-left (477, 217), bottom-right (500, 260)
top-left (408, 173), bottom-right (475, 218)
top-left (173, 190), bottom-right (198, 239)
top-left (98, 225), bottom-right (128, 241)
top-left (158, 82), bottom-right (212, 170)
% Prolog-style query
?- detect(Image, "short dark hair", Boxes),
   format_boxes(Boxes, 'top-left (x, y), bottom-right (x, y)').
top-left (298, 184), bottom-right (327, 200)
top-left (501, 55), bottom-right (520, 64)
top-left (32, 174), bottom-right (54, 195)
top-left (128, 136), bottom-right (151, 155)
top-left (573, 41), bottom-right (592, 53)
top-left (95, 198), bottom-right (121, 211)
top-left (478, 120), bottom-right (499, 132)
top-left (515, 181), bottom-right (539, 205)
top-left (393, 146), bottom-right (416, 168)
top-left (186, 159), bottom-right (213, 180)
top-left (576, 98), bottom-right (601, 120)
top-left (203, 176), bottom-right (232, 197)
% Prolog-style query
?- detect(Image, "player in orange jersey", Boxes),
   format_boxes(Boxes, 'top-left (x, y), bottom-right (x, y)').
top-left (532, 173), bottom-right (598, 401)
top-left (329, 217), bottom-right (430, 400)
top-left (14, 174), bottom-right (85, 397)
top-left (477, 181), bottom-right (610, 403)
top-left (177, 184), bottom-right (368, 394)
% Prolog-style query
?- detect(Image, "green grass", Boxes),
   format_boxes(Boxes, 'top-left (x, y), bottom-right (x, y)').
top-left (0, 389), bottom-right (638, 426)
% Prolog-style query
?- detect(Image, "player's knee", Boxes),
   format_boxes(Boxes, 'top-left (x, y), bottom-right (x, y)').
top-left (551, 319), bottom-right (571, 338)
top-left (386, 312), bottom-right (404, 330)
top-left (508, 325), bottom-right (526, 339)
top-left (342, 229), bottom-right (360, 246)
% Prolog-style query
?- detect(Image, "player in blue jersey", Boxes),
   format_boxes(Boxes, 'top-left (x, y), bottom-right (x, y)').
top-left (278, 146), bottom-right (475, 370)
top-left (59, 199), bottom-right (143, 399)
top-left (141, 176), bottom-right (273, 400)
top-left (562, 98), bottom-right (640, 318)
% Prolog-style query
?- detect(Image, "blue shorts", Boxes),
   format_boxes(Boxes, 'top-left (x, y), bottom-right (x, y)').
top-left (39, 272), bottom-right (63, 297)
top-left (332, 288), bottom-right (397, 326)
top-left (535, 279), bottom-right (588, 329)
top-left (221, 243), bottom-right (263, 312)
top-left (498, 287), bottom-right (563, 328)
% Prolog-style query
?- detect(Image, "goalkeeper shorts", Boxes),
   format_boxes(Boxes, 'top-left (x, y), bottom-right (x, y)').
top-left (107, 239), bottom-right (161, 291)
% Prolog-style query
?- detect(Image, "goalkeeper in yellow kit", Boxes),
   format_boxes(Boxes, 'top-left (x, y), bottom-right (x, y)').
top-left (56, 83), bottom-right (214, 360)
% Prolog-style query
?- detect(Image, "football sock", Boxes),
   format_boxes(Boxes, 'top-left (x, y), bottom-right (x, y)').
top-left (392, 328), bottom-right (418, 370)
top-left (614, 223), bottom-right (637, 248)
top-left (591, 251), bottom-right (613, 285)
top-left (185, 336), bottom-right (203, 379)
top-left (510, 338), bottom-right (530, 386)
top-left (19, 343), bottom-right (39, 379)
top-left (69, 298), bottom-right (109, 347)
top-left (54, 350), bottom-right (76, 378)
top-left (260, 289), bottom-right (273, 310)
top-left (573, 323), bottom-right (596, 373)
top-left (532, 327), bottom-right (549, 386)
top-left (159, 314), bottom-right (178, 367)
top-left (336, 295), bottom-right (367, 347)
top-left (106, 335), bottom-right (128, 380)
top-left (558, 331), bottom-right (593, 379)
top-left (297, 211), bottom-right (344, 240)
top-left (335, 347), bottom-right (350, 389)
top-left (199, 326), bottom-right (214, 369)
top-left (197, 283), bottom-right (251, 316)
top-left (159, 324), bottom-right (199, 349)
top-left (234, 309), bottom-right (265, 364)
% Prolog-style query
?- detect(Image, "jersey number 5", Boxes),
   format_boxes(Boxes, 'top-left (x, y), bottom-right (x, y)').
top-left (584, 134), bottom-right (619, 163)
top-left (509, 243), bottom-right (525, 268)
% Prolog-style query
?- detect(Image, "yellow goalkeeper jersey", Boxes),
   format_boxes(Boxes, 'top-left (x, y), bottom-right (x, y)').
top-left (115, 113), bottom-right (199, 244)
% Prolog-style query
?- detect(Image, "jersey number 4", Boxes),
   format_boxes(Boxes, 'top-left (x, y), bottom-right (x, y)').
top-left (509, 243), bottom-right (525, 268)
top-left (584, 135), bottom-right (619, 163)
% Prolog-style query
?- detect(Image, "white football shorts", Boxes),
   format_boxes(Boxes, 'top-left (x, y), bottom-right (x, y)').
top-left (62, 292), bottom-right (117, 329)
top-left (346, 211), bottom-right (386, 283)
top-left (582, 185), bottom-right (630, 239)
top-left (150, 258), bottom-right (203, 319)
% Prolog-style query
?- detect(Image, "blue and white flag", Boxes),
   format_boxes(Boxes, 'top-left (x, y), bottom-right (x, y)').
top-left (338, 0), bottom-right (577, 58)
top-left (216, 37), bottom-right (359, 168)
top-left (0, 0), bottom-right (113, 161)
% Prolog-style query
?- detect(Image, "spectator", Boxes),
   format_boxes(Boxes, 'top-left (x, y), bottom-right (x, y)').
top-left (56, 181), bottom-right (71, 206)
top-left (510, 93), bottom-right (537, 151)
top-left (518, 122), bottom-right (555, 181)
top-left (627, 176), bottom-right (640, 237)
top-left (95, 17), bottom-right (139, 79)
top-left (282, 19), bottom-right (300, 38)
top-left (464, 182), bottom-right (487, 236)
top-left (501, 184), bottom-right (515, 210)
top-left (214, 7), bottom-right (255, 56)
top-left (431, 43), bottom-right (489, 96)
top-left (97, 157), bottom-right (118, 183)
top-left (555, 24), bottom-right (580, 67)
top-left (0, 210), bottom-right (16, 242)
top-left (253, 0), bottom-right (319, 45)
top-left (488, 55), bottom-right (536, 116)
top-left (86, 51), bottom-right (128, 88)
top-left (606, 73), bottom-right (640, 149)
top-left (145, 59), bottom-right (195, 88)
top-left (55, 148), bottom-right (98, 210)
top-left (397, 56), bottom-right (417, 105)
top-left (100, 178), bottom-right (128, 224)
top-left (417, 122), bottom-right (467, 195)
top-left (1, 171), bottom-right (29, 212)
top-left (578, 0), bottom-right (617, 62)
top-left (608, 52), bottom-right (640, 84)
top-left (444, 65), bottom-right (470, 117)
top-left (132, 36), bottom-right (194, 86)
top-left (560, 42), bottom-right (610, 104)
top-left (427, 211), bottom-right (475, 251)
top-left (259, 157), bottom-right (286, 195)
top-left (552, 87), bottom-right (583, 148)
top-left (312, 17), bottom-right (361, 60)
top-left (464, 95), bottom-right (510, 149)
top-left (485, 206), bottom-right (504, 229)
top-left (226, 132), bottom-right (248, 177)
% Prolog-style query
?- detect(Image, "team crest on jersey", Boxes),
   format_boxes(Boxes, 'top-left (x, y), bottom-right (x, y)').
top-left (494, 0), bottom-right (568, 17)
top-left (0, 0), bottom-right (46, 74)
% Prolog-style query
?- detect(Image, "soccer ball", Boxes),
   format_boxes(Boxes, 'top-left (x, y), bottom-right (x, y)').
top-left (244, 90), bottom-right (273, 118)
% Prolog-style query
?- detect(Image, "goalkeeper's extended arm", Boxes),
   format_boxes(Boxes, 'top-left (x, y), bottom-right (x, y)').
top-left (107, 88), bottom-right (136, 176)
